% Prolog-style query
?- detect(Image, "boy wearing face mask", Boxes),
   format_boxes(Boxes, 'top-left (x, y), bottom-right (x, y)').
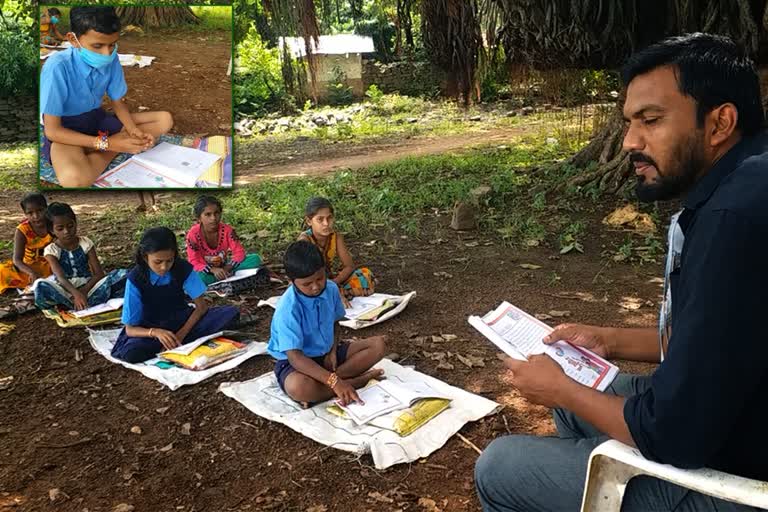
top-left (40, 6), bottom-right (174, 188)
top-left (40, 8), bottom-right (65, 46)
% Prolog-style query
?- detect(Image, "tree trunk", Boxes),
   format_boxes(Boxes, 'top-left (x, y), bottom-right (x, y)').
top-left (115, 7), bottom-right (199, 28)
top-left (558, 105), bottom-right (632, 196)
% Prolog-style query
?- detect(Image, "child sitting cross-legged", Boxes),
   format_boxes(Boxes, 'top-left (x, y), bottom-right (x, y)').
top-left (34, 202), bottom-right (127, 311)
top-left (111, 227), bottom-right (240, 364)
top-left (268, 240), bottom-right (386, 407)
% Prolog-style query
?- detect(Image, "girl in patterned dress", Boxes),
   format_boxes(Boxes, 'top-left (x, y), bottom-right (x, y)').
top-left (298, 197), bottom-right (375, 307)
top-left (34, 202), bottom-right (127, 311)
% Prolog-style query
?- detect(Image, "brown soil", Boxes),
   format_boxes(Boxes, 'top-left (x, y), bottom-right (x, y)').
top-left (109, 30), bottom-right (231, 135)
top-left (236, 127), bottom-right (530, 183)
top-left (0, 190), bottom-right (661, 511)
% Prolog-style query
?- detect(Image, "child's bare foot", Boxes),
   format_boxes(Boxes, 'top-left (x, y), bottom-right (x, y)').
top-left (347, 368), bottom-right (385, 389)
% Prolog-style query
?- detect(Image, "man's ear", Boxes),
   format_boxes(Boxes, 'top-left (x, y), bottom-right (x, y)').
top-left (707, 103), bottom-right (739, 148)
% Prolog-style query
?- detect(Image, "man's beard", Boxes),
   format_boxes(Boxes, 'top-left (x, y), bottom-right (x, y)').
top-left (633, 134), bottom-right (706, 203)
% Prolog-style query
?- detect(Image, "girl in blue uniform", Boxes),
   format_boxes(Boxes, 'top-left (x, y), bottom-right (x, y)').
top-left (111, 226), bottom-right (239, 363)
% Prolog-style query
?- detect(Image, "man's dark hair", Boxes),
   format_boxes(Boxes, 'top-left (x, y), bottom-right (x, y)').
top-left (70, 7), bottom-right (121, 37)
top-left (622, 32), bottom-right (764, 136)
top-left (20, 192), bottom-right (47, 212)
top-left (284, 241), bottom-right (325, 280)
top-left (47, 8), bottom-right (62, 16)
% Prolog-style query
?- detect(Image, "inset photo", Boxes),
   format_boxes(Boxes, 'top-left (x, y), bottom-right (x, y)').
top-left (39, 5), bottom-right (233, 189)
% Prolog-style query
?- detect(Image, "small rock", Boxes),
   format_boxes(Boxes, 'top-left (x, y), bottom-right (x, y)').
top-left (130, 426), bottom-right (142, 435)
top-left (505, 110), bottom-right (518, 117)
top-left (469, 115), bottom-right (482, 121)
top-left (450, 202), bottom-right (476, 231)
top-left (112, 504), bottom-right (135, 512)
top-left (155, 407), bottom-right (170, 414)
top-left (181, 423), bottom-right (191, 436)
top-left (521, 106), bottom-right (535, 116)
top-left (548, 310), bottom-right (571, 318)
top-left (49, 488), bottom-right (67, 502)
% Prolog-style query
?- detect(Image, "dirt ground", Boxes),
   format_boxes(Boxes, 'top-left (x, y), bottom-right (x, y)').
top-left (236, 126), bottom-right (530, 183)
top-left (0, 184), bottom-right (662, 511)
top-left (40, 30), bottom-right (232, 137)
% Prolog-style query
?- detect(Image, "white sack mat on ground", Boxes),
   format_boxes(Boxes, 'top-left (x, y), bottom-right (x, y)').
top-left (89, 328), bottom-right (267, 390)
top-left (219, 358), bottom-right (500, 469)
top-left (258, 292), bottom-right (416, 330)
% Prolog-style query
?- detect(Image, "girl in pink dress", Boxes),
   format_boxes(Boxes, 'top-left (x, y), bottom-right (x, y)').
top-left (185, 196), bottom-right (262, 285)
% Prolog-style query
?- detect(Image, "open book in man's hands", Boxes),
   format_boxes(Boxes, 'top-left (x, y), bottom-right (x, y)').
top-left (335, 380), bottom-right (452, 426)
top-left (469, 301), bottom-right (618, 391)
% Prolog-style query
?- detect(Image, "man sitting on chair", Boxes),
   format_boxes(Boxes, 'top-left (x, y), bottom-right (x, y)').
top-left (475, 33), bottom-right (768, 512)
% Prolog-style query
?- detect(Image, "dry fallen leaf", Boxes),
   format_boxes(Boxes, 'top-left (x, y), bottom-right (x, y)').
top-left (519, 263), bottom-right (542, 270)
top-left (159, 443), bottom-right (174, 452)
top-left (548, 310), bottom-right (571, 318)
top-left (433, 271), bottom-right (453, 279)
top-left (619, 297), bottom-right (643, 311)
top-left (418, 497), bottom-right (442, 512)
top-left (130, 426), bottom-right (142, 435)
top-left (155, 407), bottom-right (170, 414)
top-left (441, 334), bottom-right (458, 341)
top-left (367, 492), bottom-right (394, 504)
top-left (456, 353), bottom-right (485, 368)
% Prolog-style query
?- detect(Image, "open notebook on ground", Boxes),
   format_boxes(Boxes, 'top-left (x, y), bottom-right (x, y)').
top-left (39, 134), bottom-right (233, 189)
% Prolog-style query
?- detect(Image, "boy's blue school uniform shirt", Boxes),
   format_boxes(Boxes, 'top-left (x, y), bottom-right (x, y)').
top-left (268, 280), bottom-right (346, 360)
top-left (40, 47), bottom-right (128, 118)
top-left (121, 269), bottom-right (206, 325)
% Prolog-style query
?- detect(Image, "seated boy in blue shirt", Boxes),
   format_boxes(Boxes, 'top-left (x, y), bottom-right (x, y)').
top-left (40, 6), bottom-right (174, 188)
top-left (268, 241), bottom-right (386, 407)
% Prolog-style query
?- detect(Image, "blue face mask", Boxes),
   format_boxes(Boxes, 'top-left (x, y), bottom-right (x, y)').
top-left (73, 34), bottom-right (118, 69)
top-left (50, 16), bottom-right (59, 24)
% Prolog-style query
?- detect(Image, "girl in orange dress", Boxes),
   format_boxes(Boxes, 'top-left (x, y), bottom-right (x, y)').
top-left (0, 193), bottom-right (53, 294)
top-left (298, 197), bottom-right (375, 307)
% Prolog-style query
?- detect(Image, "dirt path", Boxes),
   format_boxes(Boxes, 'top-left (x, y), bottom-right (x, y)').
top-left (235, 126), bottom-right (529, 183)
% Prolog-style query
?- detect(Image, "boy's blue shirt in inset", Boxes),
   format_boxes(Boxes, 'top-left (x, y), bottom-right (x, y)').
top-left (268, 280), bottom-right (346, 360)
top-left (40, 47), bottom-right (127, 118)
top-left (121, 269), bottom-right (206, 326)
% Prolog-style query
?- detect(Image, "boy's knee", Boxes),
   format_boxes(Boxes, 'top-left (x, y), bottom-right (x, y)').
top-left (284, 374), bottom-right (313, 402)
top-left (57, 171), bottom-right (96, 188)
top-left (370, 335), bottom-right (386, 359)
top-left (159, 111), bottom-right (173, 133)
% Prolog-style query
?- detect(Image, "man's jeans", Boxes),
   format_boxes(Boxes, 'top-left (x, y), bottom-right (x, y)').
top-left (475, 374), bottom-right (763, 511)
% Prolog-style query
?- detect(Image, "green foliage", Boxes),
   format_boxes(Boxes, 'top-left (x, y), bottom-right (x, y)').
top-left (0, 1), bottom-right (36, 97)
top-left (235, 27), bottom-right (287, 117)
top-left (0, 142), bottom-right (37, 190)
top-left (364, 84), bottom-right (384, 104)
top-left (189, 6), bottom-right (232, 31)
top-left (143, 137), bottom-right (574, 256)
top-left (326, 65), bottom-right (354, 106)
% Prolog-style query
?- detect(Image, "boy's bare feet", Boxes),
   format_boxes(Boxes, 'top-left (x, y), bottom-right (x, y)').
top-left (346, 368), bottom-right (385, 389)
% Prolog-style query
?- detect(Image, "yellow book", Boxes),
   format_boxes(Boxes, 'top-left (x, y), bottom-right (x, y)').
top-left (198, 136), bottom-right (227, 185)
top-left (160, 337), bottom-right (246, 370)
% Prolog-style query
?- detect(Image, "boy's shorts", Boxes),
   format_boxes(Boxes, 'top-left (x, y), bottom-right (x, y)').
top-left (42, 107), bottom-right (124, 165)
top-left (274, 342), bottom-right (350, 394)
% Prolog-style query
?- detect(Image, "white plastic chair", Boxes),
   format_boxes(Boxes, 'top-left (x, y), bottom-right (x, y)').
top-left (580, 440), bottom-right (768, 511)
